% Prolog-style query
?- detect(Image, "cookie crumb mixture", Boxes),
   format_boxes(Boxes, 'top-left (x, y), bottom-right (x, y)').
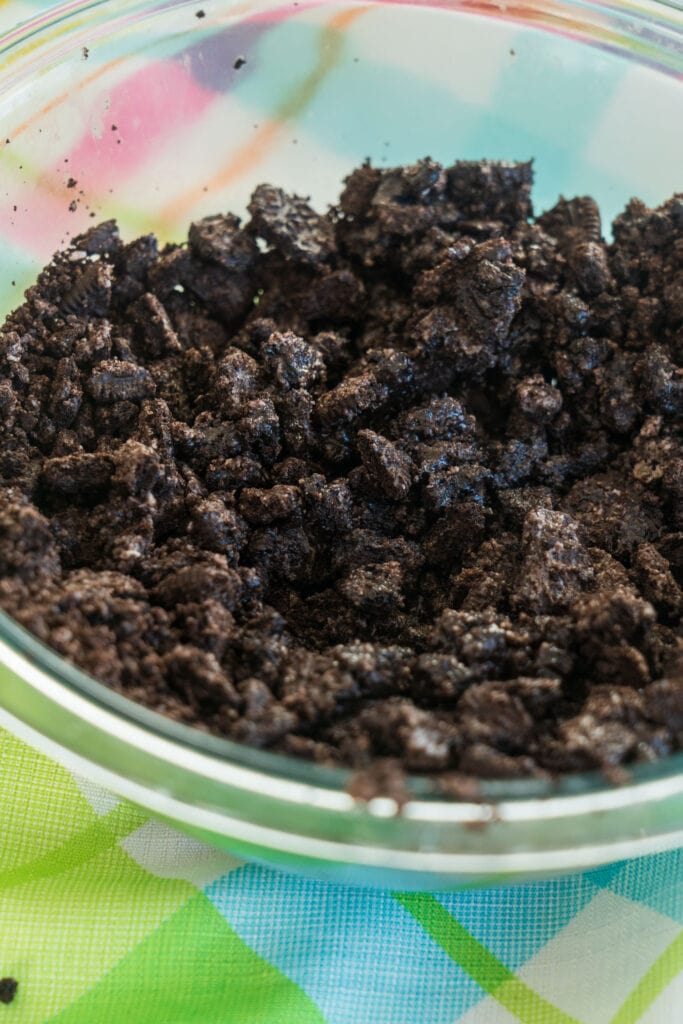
top-left (1, 159), bottom-right (682, 786)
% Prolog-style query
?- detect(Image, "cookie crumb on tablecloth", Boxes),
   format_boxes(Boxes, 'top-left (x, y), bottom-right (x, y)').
top-left (0, 979), bottom-right (18, 1005)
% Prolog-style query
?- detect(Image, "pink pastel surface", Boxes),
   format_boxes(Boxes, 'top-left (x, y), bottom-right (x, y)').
top-left (4, 59), bottom-right (218, 257)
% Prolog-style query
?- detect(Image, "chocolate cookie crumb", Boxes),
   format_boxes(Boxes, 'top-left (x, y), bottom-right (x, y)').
top-left (1, 159), bottom-right (682, 792)
top-left (0, 979), bottom-right (17, 1005)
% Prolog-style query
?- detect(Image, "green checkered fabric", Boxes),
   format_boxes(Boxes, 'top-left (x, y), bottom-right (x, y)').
top-left (1, 724), bottom-right (682, 1023)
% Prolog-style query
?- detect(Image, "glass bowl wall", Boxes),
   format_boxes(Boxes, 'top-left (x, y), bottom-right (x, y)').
top-left (0, 0), bottom-right (681, 888)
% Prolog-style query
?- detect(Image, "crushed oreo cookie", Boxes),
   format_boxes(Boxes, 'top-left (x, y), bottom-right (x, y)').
top-left (0, 978), bottom-right (17, 1005)
top-left (1, 159), bottom-right (682, 789)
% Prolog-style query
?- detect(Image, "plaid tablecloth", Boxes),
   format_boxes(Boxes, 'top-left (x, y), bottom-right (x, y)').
top-left (1, 1), bottom-right (683, 1021)
top-left (1, 725), bottom-right (683, 1023)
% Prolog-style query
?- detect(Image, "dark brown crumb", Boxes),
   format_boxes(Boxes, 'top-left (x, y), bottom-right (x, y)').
top-left (67, 178), bottom-right (77, 189)
top-left (1, 159), bottom-right (682, 793)
top-left (196, 8), bottom-right (206, 17)
top-left (234, 56), bottom-right (246, 70)
top-left (0, 979), bottom-right (17, 1005)
top-left (347, 759), bottom-right (411, 807)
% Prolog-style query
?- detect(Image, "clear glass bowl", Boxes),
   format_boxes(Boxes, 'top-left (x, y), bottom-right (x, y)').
top-left (0, 0), bottom-right (682, 890)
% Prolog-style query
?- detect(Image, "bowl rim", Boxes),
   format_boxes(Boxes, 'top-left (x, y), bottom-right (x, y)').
top-left (1, 0), bottom-right (683, 875)
top-left (5, 606), bottom-right (683, 874)
top-left (6, 597), bottom-right (683, 817)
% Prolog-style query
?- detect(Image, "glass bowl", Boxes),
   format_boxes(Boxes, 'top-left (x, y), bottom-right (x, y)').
top-left (0, 0), bottom-right (682, 891)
